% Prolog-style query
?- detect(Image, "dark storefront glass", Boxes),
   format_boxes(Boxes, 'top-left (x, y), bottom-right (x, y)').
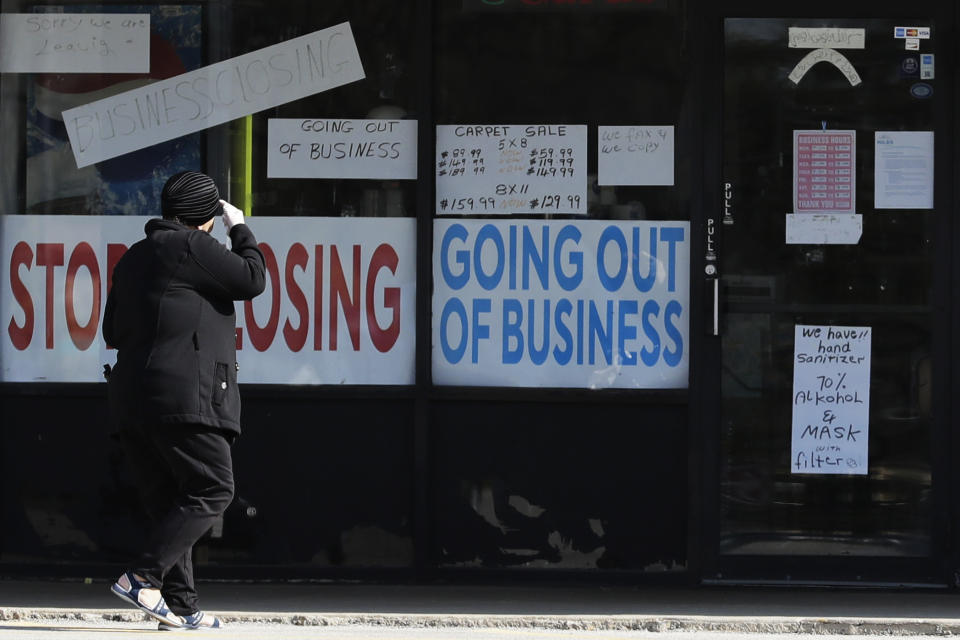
top-left (0, 0), bottom-right (418, 573)
top-left (431, 1), bottom-right (692, 571)
top-left (436, 1), bottom-right (690, 222)
top-left (1, 0), bottom-right (956, 585)
top-left (3, 0), bottom-right (418, 219)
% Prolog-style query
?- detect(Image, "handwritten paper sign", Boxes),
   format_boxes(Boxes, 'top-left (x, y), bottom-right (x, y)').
top-left (62, 22), bottom-right (365, 168)
top-left (874, 131), bottom-right (934, 209)
top-left (436, 125), bottom-right (587, 215)
top-left (788, 27), bottom-right (865, 49)
top-left (0, 13), bottom-right (150, 74)
top-left (788, 49), bottom-right (862, 86)
top-left (791, 325), bottom-right (871, 475)
top-left (793, 130), bottom-right (856, 213)
top-left (267, 118), bottom-right (417, 180)
top-left (598, 126), bottom-right (674, 186)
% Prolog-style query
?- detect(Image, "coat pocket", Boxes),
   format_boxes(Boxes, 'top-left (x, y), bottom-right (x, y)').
top-left (213, 362), bottom-right (229, 406)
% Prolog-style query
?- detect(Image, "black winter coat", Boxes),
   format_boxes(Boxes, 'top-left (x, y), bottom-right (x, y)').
top-left (103, 219), bottom-right (266, 434)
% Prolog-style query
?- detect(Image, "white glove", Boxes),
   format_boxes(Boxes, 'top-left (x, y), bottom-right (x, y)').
top-left (221, 199), bottom-right (245, 230)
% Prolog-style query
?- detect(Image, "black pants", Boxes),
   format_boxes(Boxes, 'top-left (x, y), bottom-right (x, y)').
top-left (119, 422), bottom-right (235, 616)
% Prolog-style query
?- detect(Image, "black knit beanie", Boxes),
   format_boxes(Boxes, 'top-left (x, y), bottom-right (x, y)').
top-left (161, 171), bottom-right (222, 225)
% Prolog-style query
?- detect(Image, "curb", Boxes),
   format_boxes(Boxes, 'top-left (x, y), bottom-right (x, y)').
top-left (2, 608), bottom-right (960, 635)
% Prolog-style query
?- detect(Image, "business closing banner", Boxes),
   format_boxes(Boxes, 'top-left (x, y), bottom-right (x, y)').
top-left (1, 216), bottom-right (416, 384)
top-left (432, 219), bottom-right (689, 388)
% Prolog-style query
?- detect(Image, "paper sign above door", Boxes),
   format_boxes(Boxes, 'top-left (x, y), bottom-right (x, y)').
top-left (788, 27), bottom-right (865, 49)
top-left (788, 49), bottom-right (862, 86)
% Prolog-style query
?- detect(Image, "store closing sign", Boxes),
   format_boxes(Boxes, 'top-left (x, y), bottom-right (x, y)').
top-left (432, 219), bottom-right (689, 389)
top-left (2, 216), bottom-right (416, 384)
top-left (63, 22), bottom-right (365, 168)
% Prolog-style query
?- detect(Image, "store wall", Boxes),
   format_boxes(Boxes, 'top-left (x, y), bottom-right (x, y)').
top-left (0, 0), bottom-right (695, 580)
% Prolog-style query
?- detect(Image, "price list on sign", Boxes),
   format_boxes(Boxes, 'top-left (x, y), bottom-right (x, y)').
top-left (793, 130), bottom-right (856, 213)
top-left (436, 124), bottom-right (587, 215)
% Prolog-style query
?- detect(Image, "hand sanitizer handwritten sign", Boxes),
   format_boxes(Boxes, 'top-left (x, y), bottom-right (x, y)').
top-left (791, 325), bottom-right (871, 475)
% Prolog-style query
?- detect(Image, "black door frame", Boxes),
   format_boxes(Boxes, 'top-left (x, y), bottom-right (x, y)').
top-left (691, 0), bottom-right (957, 586)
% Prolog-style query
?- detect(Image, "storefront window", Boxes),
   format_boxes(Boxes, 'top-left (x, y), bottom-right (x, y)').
top-left (430, 0), bottom-right (692, 571)
top-left (0, 0), bottom-right (418, 571)
top-left (432, 0), bottom-right (692, 391)
top-left (1, 1), bottom-right (418, 218)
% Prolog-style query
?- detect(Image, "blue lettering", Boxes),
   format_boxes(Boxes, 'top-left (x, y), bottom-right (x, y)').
top-left (502, 298), bottom-right (523, 364)
top-left (553, 299), bottom-right (573, 365)
top-left (472, 298), bottom-right (492, 363)
top-left (588, 300), bottom-right (614, 365)
top-left (440, 224), bottom-right (470, 290)
top-left (508, 225), bottom-right (518, 290)
top-left (618, 300), bottom-right (638, 366)
top-left (660, 226), bottom-right (684, 292)
top-left (474, 224), bottom-right (504, 291)
top-left (522, 225), bottom-right (550, 290)
top-left (663, 300), bottom-right (684, 366)
top-left (555, 225), bottom-right (583, 291)
top-left (631, 227), bottom-right (657, 292)
top-left (528, 299), bottom-right (550, 365)
top-left (440, 298), bottom-right (468, 363)
top-left (597, 226), bottom-right (628, 292)
top-left (576, 299), bottom-right (585, 365)
top-left (640, 299), bottom-right (661, 366)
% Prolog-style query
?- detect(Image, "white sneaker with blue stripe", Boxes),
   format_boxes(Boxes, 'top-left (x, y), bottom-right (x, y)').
top-left (158, 610), bottom-right (222, 631)
top-left (110, 571), bottom-right (183, 628)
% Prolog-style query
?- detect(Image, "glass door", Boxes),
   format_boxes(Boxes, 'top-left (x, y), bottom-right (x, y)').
top-left (712, 7), bottom-right (950, 578)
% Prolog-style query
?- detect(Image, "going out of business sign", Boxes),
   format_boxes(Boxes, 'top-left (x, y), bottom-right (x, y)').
top-left (432, 219), bottom-right (689, 388)
top-left (1, 216), bottom-right (416, 384)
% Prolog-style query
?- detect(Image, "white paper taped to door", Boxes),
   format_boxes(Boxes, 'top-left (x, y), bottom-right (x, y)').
top-left (788, 48), bottom-right (862, 86)
top-left (62, 22), bottom-right (365, 168)
top-left (785, 213), bottom-right (862, 245)
top-left (788, 27), bottom-right (865, 49)
top-left (791, 325), bottom-right (871, 475)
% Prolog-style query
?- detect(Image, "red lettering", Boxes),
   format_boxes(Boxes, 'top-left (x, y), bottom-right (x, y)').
top-left (36, 243), bottom-right (64, 349)
top-left (366, 244), bottom-right (400, 353)
top-left (8, 242), bottom-right (34, 351)
top-left (330, 245), bottom-right (361, 351)
top-left (313, 245), bottom-right (323, 351)
top-left (283, 243), bottom-right (309, 352)
top-left (64, 242), bottom-right (101, 350)
top-left (244, 243), bottom-right (280, 351)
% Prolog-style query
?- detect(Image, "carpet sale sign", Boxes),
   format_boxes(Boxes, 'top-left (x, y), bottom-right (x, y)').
top-left (1, 216), bottom-right (416, 384)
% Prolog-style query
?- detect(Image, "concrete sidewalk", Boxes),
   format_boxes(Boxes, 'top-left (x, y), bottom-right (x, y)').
top-left (1, 580), bottom-right (960, 634)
